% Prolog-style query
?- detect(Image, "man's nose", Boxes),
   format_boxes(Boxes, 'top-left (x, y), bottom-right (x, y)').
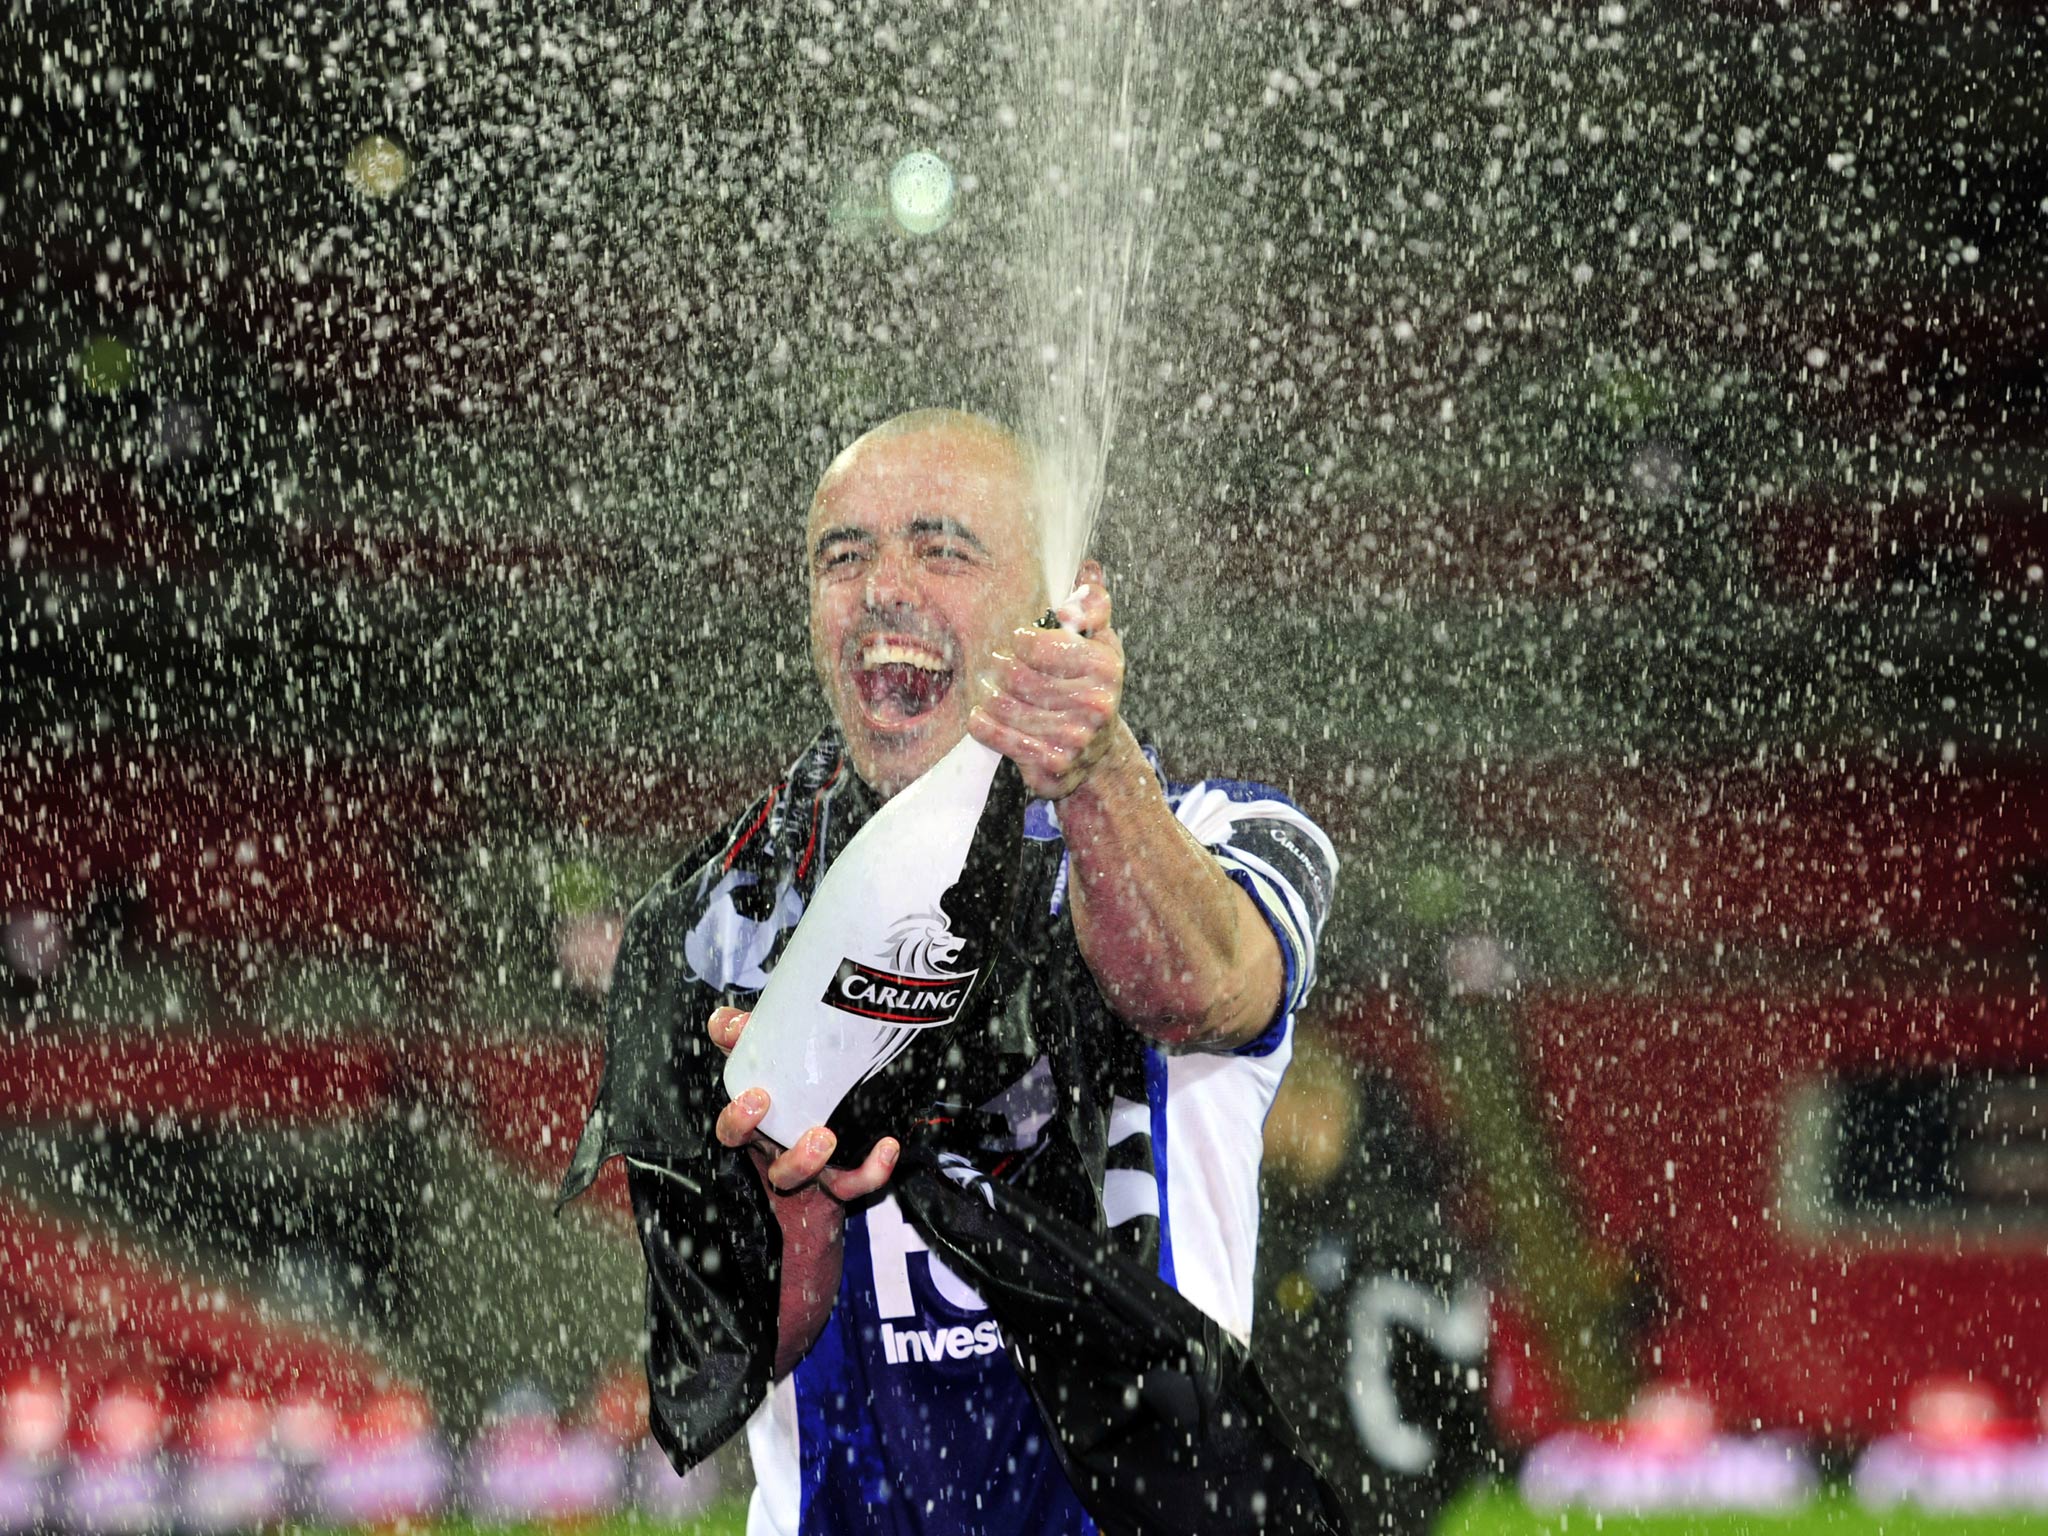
top-left (863, 542), bottom-right (917, 611)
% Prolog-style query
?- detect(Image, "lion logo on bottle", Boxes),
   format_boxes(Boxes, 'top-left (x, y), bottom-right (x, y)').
top-left (885, 911), bottom-right (970, 977)
top-left (821, 908), bottom-right (981, 1083)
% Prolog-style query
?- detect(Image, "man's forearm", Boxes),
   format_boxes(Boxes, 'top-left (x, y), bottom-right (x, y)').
top-left (714, 1009), bottom-right (900, 1379)
top-left (1059, 720), bottom-right (1285, 1050)
top-left (763, 1173), bottom-right (846, 1378)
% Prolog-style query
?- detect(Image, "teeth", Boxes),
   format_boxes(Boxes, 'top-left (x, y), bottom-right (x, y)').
top-left (861, 640), bottom-right (948, 671)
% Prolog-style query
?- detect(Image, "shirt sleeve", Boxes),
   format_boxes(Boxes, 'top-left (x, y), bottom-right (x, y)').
top-left (1165, 779), bottom-right (1339, 1051)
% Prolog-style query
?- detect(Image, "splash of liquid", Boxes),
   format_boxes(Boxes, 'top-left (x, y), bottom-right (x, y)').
top-left (1011, 0), bottom-right (1188, 600)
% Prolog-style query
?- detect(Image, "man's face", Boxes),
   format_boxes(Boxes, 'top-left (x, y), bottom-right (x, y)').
top-left (807, 424), bottom-right (1045, 799)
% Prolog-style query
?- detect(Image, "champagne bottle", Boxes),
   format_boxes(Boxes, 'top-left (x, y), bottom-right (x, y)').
top-left (722, 735), bottom-right (1028, 1164)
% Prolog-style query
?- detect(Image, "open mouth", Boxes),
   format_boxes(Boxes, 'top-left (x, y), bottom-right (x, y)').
top-left (852, 638), bottom-right (955, 728)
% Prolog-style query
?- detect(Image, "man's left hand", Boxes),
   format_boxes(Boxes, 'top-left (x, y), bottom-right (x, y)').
top-left (968, 559), bottom-right (1129, 801)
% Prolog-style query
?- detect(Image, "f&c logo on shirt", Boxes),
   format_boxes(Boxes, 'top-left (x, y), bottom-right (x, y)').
top-left (865, 1197), bottom-right (1006, 1368)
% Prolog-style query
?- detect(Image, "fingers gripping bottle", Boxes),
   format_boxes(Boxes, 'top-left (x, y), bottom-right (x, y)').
top-left (722, 735), bottom-right (1028, 1164)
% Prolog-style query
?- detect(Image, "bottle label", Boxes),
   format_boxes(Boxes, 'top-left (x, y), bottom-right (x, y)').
top-left (825, 959), bottom-right (975, 1024)
top-left (822, 909), bottom-right (981, 1081)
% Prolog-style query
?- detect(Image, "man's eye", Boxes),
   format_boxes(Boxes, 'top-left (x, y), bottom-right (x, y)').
top-left (821, 548), bottom-right (863, 570)
top-left (922, 543), bottom-right (972, 564)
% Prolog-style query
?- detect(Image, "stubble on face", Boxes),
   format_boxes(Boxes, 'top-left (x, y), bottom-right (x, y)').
top-left (806, 413), bottom-right (1046, 798)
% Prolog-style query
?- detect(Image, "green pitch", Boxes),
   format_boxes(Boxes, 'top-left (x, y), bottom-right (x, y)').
top-left (288, 1485), bottom-right (2048, 1534)
top-left (1440, 1484), bottom-right (2048, 1535)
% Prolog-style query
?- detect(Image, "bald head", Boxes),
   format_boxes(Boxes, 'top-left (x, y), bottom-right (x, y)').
top-left (814, 409), bottom-right (1036, 516)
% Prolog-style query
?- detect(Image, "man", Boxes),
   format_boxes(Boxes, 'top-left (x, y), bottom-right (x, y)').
top-left (560, 409), bottom-right (1340, 1534)
top-left (1255, 1039), bottom-right (1497, 1535)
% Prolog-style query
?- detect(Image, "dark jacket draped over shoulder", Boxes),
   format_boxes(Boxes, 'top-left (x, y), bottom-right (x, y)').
top-left (559, 729), bottom-right (1350, 1535)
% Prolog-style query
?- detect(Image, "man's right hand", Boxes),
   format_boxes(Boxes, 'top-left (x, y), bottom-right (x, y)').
top-left (708, 1006), bottom-right (900, 1197)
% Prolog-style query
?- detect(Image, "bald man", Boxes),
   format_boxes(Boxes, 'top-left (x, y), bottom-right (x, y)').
top-left (562, 410), bottom-right (1340, 1535)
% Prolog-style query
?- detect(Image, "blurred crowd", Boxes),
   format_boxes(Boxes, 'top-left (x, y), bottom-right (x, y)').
top-left (1514, 1375), bottom-right (2048, 1517)
top-left (0, 1367), bottom-right (718, 1533)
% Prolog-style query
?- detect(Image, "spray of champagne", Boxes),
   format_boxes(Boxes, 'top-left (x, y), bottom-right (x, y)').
top-left (1016, 0), bottom-right (1186, 612)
